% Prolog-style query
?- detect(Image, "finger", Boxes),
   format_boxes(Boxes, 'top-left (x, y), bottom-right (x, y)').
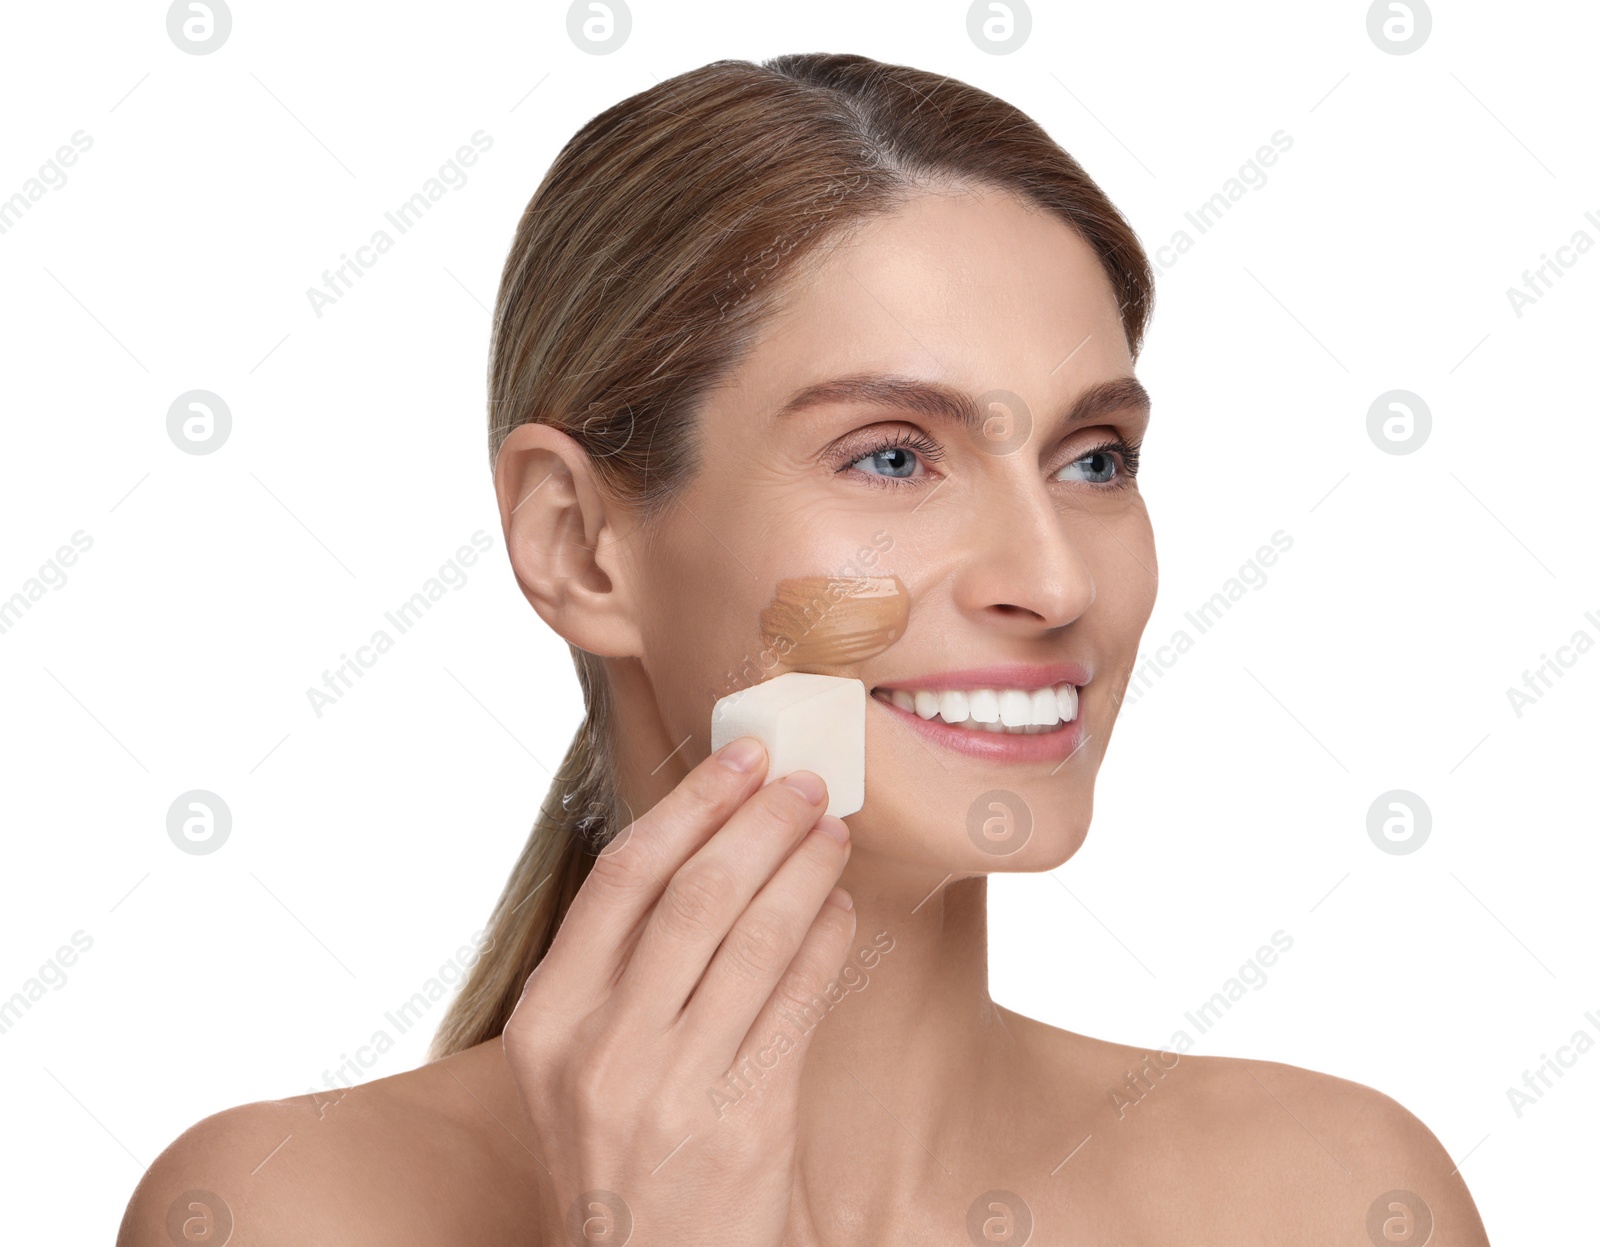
top-left (531, 736), bottom-right (770, 1010)
top-left (610, 769), bottom-right (829, 1023)
top-left (708, 881), bottom-right (858, 1111)
top-left (678, 815), bottom-right (852, 1058)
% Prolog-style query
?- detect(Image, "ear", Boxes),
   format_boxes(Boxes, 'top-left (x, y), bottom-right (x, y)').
top-left (493, 421), bottom-right (644, 658)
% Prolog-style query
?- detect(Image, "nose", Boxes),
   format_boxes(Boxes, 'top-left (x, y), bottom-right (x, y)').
top-left (952, 479), bottom-right (1096, 632)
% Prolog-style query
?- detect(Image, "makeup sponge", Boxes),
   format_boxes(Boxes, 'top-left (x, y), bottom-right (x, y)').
top-left (710, 673), bottom-right (866, 818)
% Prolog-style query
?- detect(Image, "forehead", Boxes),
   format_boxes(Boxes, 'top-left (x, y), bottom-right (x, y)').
top-left (727, 185), bottom-right (1133, 412)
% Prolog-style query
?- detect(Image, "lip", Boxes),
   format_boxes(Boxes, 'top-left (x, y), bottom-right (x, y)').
top-left (869, 662), bottom-right (1091, 693)
top-left (868, 673), bottom-right (1091, 765)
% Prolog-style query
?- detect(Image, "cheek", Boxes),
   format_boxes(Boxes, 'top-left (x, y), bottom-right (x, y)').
top-left (652, 599), bottom-right (766, 695)
top-left (759, 574), bottom-right (908, 665)
top-left (639, 566), bottom-right (910, 756)
top-left (634, 539), bottom-right (770, 728)
top-left (1097, 498), bottom-right (1157, 628)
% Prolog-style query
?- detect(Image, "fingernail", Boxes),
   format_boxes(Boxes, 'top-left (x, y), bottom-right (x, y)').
top-left (825, 886), bottom-right (853, 911)
top-left (717, 736), bottom-right (765, 774)
top-left (780, 771), bottom-right (826, 805)
top-left (815, 815), bottom-right (850, 846)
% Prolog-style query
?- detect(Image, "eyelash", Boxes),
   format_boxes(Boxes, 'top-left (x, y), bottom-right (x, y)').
top-left (1076, 436), bottom-right (1143, 485)
top-left (834, 428), bottom-right (946, 490)
top-left (834, 430), bottom-right (1143, 491)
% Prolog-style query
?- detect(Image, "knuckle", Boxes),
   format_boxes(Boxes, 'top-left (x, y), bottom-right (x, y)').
top-left (802, 834), bottom-right (852, 887)
top-left (674, 762), bottom-right (739, 827)
top-left (750, 782), bottom-right (817, 836)
top-left (658, 858), bottom-right (735, 939)
top-left (585, 835), bottom-right (651, 893)
top-left (770, 966), bottom-right (829, 1019)
top-left (723, 913), bottom-right (792, 981)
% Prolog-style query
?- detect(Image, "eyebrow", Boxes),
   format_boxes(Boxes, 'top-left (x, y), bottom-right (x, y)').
top-left (772, 372), bottom-right (1151, 434)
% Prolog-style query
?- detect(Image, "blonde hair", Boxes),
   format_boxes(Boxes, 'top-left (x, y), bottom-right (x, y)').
top-left (428, 52), bottom-right (1155, 1059)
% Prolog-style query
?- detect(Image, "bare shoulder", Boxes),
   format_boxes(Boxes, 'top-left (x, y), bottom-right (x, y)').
top-left (1178, 1052), bottom-right (1489, 1242)
top-left (117, 1040), bottom-right (540, 1247)
top-left (1004, 1012), bottom-right (1491, 1243)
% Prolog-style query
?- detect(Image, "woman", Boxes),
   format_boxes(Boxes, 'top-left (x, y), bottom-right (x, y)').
top-left (120, 52), bottom-right (1489, 1245)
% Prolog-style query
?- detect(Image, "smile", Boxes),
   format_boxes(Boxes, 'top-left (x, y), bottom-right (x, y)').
top-left (872, 683), bottom-right (1078, 734)
top-left (867, 664), bottom-right (1091, 763)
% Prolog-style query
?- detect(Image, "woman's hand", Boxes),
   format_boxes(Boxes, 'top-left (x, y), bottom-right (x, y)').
top-left (504, 736), bottom-right (856, 1247)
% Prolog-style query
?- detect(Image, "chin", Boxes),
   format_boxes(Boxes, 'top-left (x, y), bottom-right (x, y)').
top-left (975, 807), bottom-right (1092, 874)
top-left (850, 786), bottom-right (1094, 878)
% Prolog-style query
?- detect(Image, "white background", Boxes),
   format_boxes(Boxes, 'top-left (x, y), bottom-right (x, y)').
top-left (1, 0), bottom-right (1594, 1238)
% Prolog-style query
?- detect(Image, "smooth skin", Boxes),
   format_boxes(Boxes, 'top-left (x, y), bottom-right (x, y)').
top-left (120, 184), bottom-right (1490, 1244)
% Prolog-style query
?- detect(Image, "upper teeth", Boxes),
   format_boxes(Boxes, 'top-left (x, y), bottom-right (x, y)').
top-left (877, 684), bottom-right (1079, 733)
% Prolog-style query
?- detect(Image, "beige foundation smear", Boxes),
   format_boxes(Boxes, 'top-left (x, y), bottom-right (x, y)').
top-left (759, 574), bottom-right (909, 665)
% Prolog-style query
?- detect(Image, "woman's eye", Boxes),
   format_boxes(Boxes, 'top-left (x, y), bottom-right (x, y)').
top-left (1055, 447), bottom-right (1121, 485)
top-left (850, 446), bottom-right (924, 479)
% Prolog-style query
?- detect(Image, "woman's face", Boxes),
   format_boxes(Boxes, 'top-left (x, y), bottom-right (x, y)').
top-left (628, 183), bottom-right (1156, 874)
